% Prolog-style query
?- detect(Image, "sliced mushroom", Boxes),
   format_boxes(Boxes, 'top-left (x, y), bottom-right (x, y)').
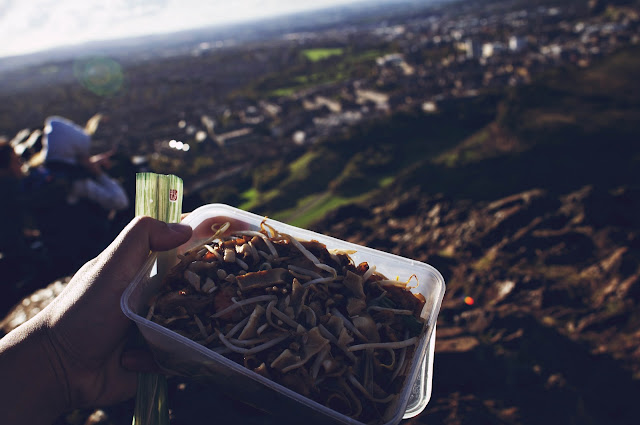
top-left (235, 268), bottom-right (289, 291)
top-left (325, 315), bottom-right (344, 338)
top-left (184, 269), bottom-right (201, 292)
top-left (201, 277), bottom-right (217, 294)
top-left (343, 270), bottom-right (365, 299)
top-left (271, 349), bottom-right (302, 372)
top-left (337, 327), bottom-right (354, 347)
top-left (302, 327), bottom-right (330, 360)
top-left (300, 305), bottom-right (317, 327)
top-left (346, 297), bottom-right (367, 316)
top-left (352, 314), bottom-right (380, 343)
top-left (223, 248), bottom-right (235, 263)
top-left (253, 362), bottom-right (271, 379)
top-left (289, 278), bottom-right (310, 315)
top-left (238, 304), bottom-right (266, 340)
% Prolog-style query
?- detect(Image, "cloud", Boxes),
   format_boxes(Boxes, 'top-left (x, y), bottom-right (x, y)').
top-left (0, 0), bottom-right (173, 56)
top-left (0, 0), bottom-right (365, 57)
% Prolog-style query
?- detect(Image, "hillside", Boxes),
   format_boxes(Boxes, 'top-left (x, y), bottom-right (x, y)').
top-left (235, 93), bottom-right (502, 227)
top-left (2, 42), bottom-right (639, 425)
top-left (310, 46), bottom-right (640, 424)
top-left (393, 46), bottom-right (640, 201)
top-left (240, 47), bottom-right (639, 230)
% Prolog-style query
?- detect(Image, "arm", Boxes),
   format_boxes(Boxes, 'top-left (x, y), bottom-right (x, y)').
top-left (79, 153), bottom-right (101, 177)
top-left (0, 320), bottom-right (67, 424)
top-left (70, 174), bottom-right (130, 211)
top-left (0, 217), bottom-right (192, 424)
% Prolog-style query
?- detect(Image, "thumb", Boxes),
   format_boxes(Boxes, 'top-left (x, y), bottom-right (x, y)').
top-left (103, 216), bottom-right (193, 286)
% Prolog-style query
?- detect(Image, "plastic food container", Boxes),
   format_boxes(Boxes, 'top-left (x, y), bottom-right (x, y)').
top-left (121, 204), bottom-right (445, 425)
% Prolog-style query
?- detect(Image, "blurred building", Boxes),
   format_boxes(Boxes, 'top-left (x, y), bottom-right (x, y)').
top-left (509, 35), bottom-right (528, 52)
top-left (464, 39), bottom-right (482, 59)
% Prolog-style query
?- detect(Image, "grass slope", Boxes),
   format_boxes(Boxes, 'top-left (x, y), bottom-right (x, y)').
top-left (397, 46), bottom-right (640, 201)
top-left (241, 46), bottom-right (640, 228)
top-left (247, 95), bottom-right (499, 227)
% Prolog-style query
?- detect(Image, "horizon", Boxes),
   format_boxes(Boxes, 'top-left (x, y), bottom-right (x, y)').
top-left (0, 0), bottom-right (378, 59)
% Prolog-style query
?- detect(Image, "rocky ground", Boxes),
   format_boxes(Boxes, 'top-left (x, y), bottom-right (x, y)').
top-left (314, 183), bottom-right (640, 425)
top-left (2, 183), bottom-right (639, 425)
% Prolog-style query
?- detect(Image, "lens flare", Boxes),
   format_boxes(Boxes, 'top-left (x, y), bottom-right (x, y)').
top-left (464, 296), bottom-right (475, 306)
top-left (73, 56), bottom-right (124, 96)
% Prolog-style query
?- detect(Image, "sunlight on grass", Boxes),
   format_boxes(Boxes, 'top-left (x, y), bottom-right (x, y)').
top-left (289, 197), bottom-right (348, 227)
top-left (434, 127), bottom-right (490, 167)
top-left (270, 87), bottom-right (297, 97)
top-left (303, 48), bottom-right (344, 62)
top-left (379, 176), bottom-right (395, 187)
top-left (274, 193), bottom-right (345, 228)
top-left (273, 190), bottom-right (373, 229)
top-left (266, 48), bottom-right (382, 98)
top-left (289, 151), bottom-right (318, 176)
top-left (239, 187), bottom-right (281, 212)
top-left (238, 187), bottom-right (259, 210)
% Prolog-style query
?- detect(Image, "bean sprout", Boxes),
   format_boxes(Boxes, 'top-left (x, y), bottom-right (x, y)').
top-left (211, 295), bottom-right (277, 318)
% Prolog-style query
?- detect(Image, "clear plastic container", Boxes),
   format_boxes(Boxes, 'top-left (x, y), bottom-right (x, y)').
top-left (121, 204), bottom-right (445, 425)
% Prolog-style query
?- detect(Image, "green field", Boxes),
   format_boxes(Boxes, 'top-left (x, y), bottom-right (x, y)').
top-left (257, 48), bottom-right (385, 98)
top-left (302, 48), bottom-right (344, 62)
top-left (241, 46), bottom-right (640, 228)
top-left (273, 192), bottom-right (367, 228)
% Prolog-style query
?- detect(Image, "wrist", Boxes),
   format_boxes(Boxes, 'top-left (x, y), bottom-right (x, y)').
top-left (0, 317), bottom-right (70, 424)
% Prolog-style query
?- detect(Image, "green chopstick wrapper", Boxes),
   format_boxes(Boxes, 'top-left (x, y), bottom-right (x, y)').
top-left (133, 172), bottom-right (184, 425)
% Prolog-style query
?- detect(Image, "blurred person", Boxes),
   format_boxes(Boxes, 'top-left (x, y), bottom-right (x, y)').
top-left (0, 140), bottom-right (32, 283)
top-left (32, 116), bottom-right (130, 274)
top-left (0, 140), bottom-right (65, 310)
top-left (41, 115), bottom-right (129, 211)
top-left (0, 216), bottom-right (193, 425)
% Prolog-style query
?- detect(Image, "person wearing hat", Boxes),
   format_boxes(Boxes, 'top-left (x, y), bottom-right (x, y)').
top-left (42, 115), bottom-right (129, 211)
top-left (31, 116), bottom-right (130, 274)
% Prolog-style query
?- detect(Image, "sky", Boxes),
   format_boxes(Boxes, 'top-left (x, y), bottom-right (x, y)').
top-left (0, 0), bottom-right (368, 58)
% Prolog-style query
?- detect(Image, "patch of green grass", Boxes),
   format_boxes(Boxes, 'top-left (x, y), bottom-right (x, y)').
top-left (379, 176), bottom-right (395, 187)
top-left (289, 151), bottom-right (319, 176)
top-left (302, 48), bottom-right (344, 62)
top-left (258, 48), bottom-right (387, 98)
top-left (435, 126), bottom-right (491, 167)
top-left (239, 187), bottom-right (282, 213)
top-left (270, 72), bottom-right (349, 97)
top-left (269, 87), bottom-right (297, 97)
top-left (238, 188), bottom-right (259, 210)
top-left (354, 50), bottom-right (385, 61)
top-left (274, 192), bottom-right (365, 228)
top-left (438, 152), bottom-right (460, 168)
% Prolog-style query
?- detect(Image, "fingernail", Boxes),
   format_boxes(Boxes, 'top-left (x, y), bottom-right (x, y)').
top-left (168, 223), bottom-right (192, 235)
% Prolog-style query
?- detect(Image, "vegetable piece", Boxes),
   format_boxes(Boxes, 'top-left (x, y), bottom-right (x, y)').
top-left (133, 172), bottom-right (183, 425)
top-left (235, 268), bottom-right (289, 291)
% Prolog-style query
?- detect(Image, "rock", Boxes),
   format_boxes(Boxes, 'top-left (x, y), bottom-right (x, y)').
top-left (277, 183), bottom-right (640, 423)
top-left (0, 278), bottom-right (69, 335)
top-left (436, 336), bottom-right (480, 353)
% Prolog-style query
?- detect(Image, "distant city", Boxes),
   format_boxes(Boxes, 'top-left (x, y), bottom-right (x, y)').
top-left (1, 0), bottom-right (638, 193)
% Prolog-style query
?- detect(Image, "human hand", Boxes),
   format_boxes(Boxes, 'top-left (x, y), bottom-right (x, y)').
top-left (42, 216), bottom-right (192, 409)
top-left (89, 150), bottom-right (115, 170)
